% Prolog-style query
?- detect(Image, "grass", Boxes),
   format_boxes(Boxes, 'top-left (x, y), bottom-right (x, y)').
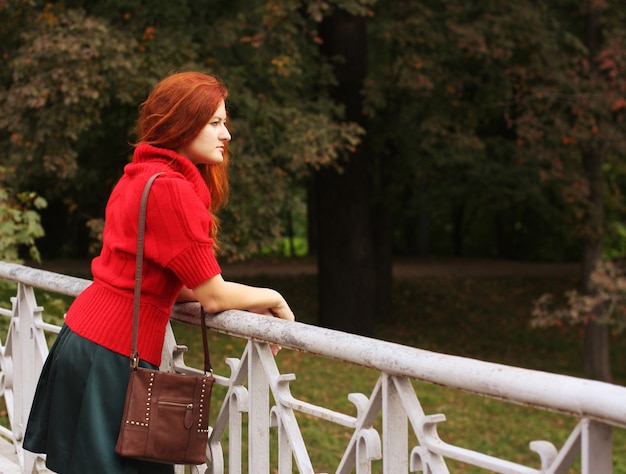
top-left (1, 265), bottom-right (625, 472)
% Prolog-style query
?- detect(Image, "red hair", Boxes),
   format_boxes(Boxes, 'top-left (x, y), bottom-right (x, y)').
top-left (136, 72), bottom-right (230, 241)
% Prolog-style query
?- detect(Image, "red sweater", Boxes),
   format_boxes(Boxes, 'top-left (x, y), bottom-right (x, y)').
top-left (65, 144), bottom-right (222, 366)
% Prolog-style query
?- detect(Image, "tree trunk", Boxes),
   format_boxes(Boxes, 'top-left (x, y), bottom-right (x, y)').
top-left (372, 150), bottom-right (394, 321)
top-left (583, 311), bottom-right (611, 381)
top-left (306, 183), bottom-right (317, 256)
top-left (315, 155), bottom-right (377, 335)
top-left (315, 9), bottom-right (383, 335)
top-left (418, 182), bottom-right (431, 256)
top-left (580, 4), bottom-right (611, 382)
top-left (581, 149), bottom-right (611, 381)
top-left (451, 203), bottom-right (465, 257)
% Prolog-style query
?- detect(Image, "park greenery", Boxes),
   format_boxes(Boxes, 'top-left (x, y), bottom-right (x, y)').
top-left (0, 166), bottom-right (46, 262)
top-left (1, 0), bottom-right (626, 381)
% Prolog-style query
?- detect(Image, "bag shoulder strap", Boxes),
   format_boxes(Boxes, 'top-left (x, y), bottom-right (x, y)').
top-left (131, 172), bottom-right (212, 374)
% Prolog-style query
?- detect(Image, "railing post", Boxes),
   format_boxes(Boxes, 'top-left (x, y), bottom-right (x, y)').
top-left (248, 343), bottom-right (270, 474)
top-left (228, 386), bottom-right (246, 474)
top-left (10, 283), bottom-right (50, 472)
top-left (581, 419), bottom-right (612, 474)
top-left (382, 374), bottom-right (409, 473)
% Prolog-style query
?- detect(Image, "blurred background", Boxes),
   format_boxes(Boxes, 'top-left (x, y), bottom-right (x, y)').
top-left (1, 0), bottom-right (625, 381)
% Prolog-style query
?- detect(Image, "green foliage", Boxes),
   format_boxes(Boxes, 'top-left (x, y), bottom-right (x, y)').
top-left (0, 0), bottom-right (366, 261)
top-left (1, 0), bottom-right (626, 265)
top-left (603, 156), bottom-right (626, 258)
top-left (171, 0), bottom-right (365, 259)
top-left (605, 222), bottom-right (626, 260)
top-left (506, 1), bottom-right (626, 239)
top-left (0, 5), bottom-right (142, 186)
top-left (0, 170), bottom-right (47, 263)
top-left (219, 90), bottom-right (363, 259)
top-left (365, 1), bottom-right (587, 259)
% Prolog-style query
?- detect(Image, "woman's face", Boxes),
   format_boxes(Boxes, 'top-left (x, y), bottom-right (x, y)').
top-left (178, 100), bottom-right (231, 165)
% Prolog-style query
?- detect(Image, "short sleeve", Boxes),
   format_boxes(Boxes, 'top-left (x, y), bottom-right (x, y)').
top-left (143, 176), bottom-right (221, 287)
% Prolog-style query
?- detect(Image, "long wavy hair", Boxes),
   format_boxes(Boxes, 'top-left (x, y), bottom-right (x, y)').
top-left (135, 71), bottom-right (230, 241)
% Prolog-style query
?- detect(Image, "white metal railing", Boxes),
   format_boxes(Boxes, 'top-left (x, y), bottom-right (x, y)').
top-left (0, 261), bottom-right (625, 473)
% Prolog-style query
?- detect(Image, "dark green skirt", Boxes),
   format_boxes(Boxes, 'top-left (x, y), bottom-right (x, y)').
top-left (23, 325), bottom-right (174, 474)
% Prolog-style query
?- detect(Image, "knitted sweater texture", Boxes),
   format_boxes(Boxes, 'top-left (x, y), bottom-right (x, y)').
top-left (65, 144), bottom-right (222, 366)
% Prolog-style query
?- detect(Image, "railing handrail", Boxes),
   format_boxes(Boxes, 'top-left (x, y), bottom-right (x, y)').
top-left (173, 305), bottom-right (626, 429)
top-left (0, 262), bottom-right (89, 296)
top-left (2, 261), bottom-right (625, 431)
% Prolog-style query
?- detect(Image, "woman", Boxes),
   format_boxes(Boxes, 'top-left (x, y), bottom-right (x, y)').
top-left (23, 71), bottom-right (295, 473)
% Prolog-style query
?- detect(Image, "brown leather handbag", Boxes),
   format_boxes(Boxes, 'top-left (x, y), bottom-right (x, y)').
top-left (115, 173), bottom-right (215, 465)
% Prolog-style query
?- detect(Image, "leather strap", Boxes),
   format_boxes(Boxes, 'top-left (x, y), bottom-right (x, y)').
top-left (200, 307), bottom-right (212, 374)
top-left (131, 172), bottom-right (212, 374)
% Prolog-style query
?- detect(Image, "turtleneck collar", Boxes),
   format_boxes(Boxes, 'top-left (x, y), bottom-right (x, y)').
top-left (131, 143), bottom-right (212, 209)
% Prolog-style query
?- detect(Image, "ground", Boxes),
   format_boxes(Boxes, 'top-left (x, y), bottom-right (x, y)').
top-left (224, 257), bottom-right (579, 278)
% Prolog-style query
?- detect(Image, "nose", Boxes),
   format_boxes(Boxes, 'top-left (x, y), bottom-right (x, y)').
top-left (220, 125), bottom-right (231, 142)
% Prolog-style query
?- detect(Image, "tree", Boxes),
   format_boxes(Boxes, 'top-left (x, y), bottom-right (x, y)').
top-left (0, 0), bottom-right (363, 262)
top-left (0, 5), bottom-right (141, 186)
top-left (314, 5), bottom-right (380, 335)
top-left (364, 1), bottom-right (577, 261)
top-left (365, 0), bottom-right (625, 380)
top-left (511, 0), bottom-right (626, 380)
top-left (194, 0), bottom-right (365, 261)
top-left (0, 2), bottom-right (146, 256)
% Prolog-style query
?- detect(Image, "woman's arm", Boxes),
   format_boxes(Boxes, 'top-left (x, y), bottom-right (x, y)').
top-left (176, 285), bottom-right (197, 303)
top-left (192, 273), bottom-right (295, 322)
top-left (192, 274), bottom-right (295, 355)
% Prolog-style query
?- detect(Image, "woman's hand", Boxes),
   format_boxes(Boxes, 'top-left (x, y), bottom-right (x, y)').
top-left (249, 296), bottom-right (295, 355)
top-left (251, 292), bottom-right (295, 322)
top-left (193, 275), bottom-right (295, 355)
